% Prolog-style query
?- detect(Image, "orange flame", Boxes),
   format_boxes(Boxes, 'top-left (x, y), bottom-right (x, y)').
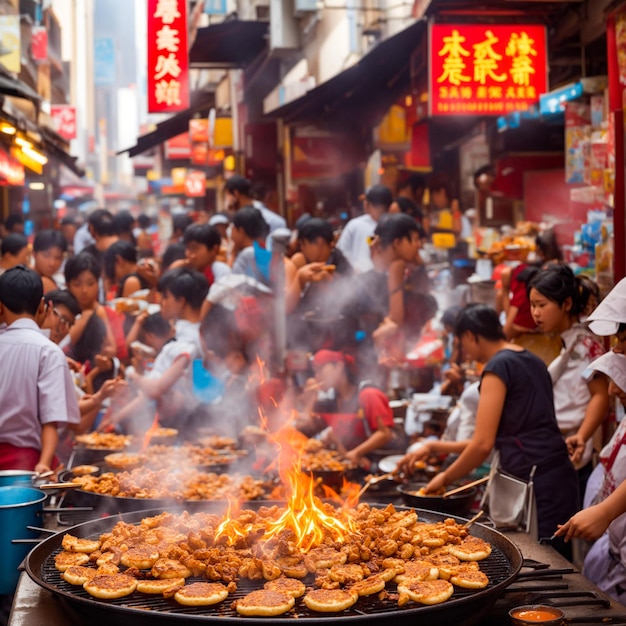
top-left (255, 355), bottom-right (266, 386)
top-left (263, 461), bottom-right (356, 552)
top-left (141, 413), bottom-right (160, 453)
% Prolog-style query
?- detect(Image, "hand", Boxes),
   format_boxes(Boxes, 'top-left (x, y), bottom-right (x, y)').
top-left (373, 317), bottom-right (399, 344)
top-left (131, 310), bottom-right (149, 329)
top-left (424, 471), bottom-right (448, 494)
top-left (66, 357), bottom-right (82, 372)
top-left (94, 354), bottom-right (113, 372)
top-left (298, 262), bottom-right (332, 286)
top-left (443, 363), bottom-right (464, 385)
top-left (554, 503), bottom-right (612, 542)
top-left (137, 261), bottom-right (160, 288)
top-left (397, 443), bottom-right (432, 476)
top-left (565, 434), bottom-right (586, 464)
top-left (34, 462), bottom-right (51, 475)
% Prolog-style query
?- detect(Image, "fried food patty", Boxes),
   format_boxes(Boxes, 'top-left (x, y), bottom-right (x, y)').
top-left (449, 568), bottom-right (489, 589)
top-left (349, 574), bottom-right (386, 597)
top-left (61, 534), bottom-right (101, 554)
top-left (62, 565), bottom-right (98, 585)
top-left (448, 537), bottom-right (492, 561)
top-left (54, 551), bottom-right (90, 572)
top-left (397, 579), bottom-right (454, 605)
top-left (236, 589), bottom-right (295, 616)
top-left (393, 560), bottom-right (439, 584)
top-left (120, 544), bottom-right (160, 569)
top-left (136, 577), bottom-right (186, 594)
top-left (83, 574), bottom-right (138, 599)
top-left (329, 563), bottom-right (364, 584)
top-left (264, 576), bottom-right (306, 598)
top-left (174, 582), bottom-right (229, 606)
top-left (151, 558), bottom-right (192, 579)
top-left (303, 588), bottom-right (358, 612)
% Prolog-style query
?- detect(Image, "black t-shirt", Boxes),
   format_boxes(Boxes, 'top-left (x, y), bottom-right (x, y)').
top-left (482, 348), bottom-right (579, 538)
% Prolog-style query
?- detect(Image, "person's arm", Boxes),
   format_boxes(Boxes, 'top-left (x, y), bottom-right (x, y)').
top-left (397, 439), bottom-right (470, 475)
top-left (70, 378), bottom-right (126, 434)
top-left (503, 305), bottom-right (533, 339)
top-left (499, 266), bottom-right (512, 315)
top-left (125, 311), bottom-right (148, 346)
top-left (35, 423), bottom-right (58, 473)
top-left (566, 374), bottom-right (610, 464)
top-left (69, 309), bottom-right (96, 346)
top-left (95, 305), bottom-right (117, 357)
top-left (128, 354), bottom-right (190, 400)
top-left (424, 372), bottom-right (504, 493)
top-left (98, 391), bottom-right (145, 430)
top-left (345, 420), bottom-right (392, 465)
top-left (121, 275), bottom-right (142, 297)
top-left (286, 262), bottom-right (329, 313)
top-left (387, 259), bottom-right (406, 325)
top-left (556, 479), bottom-right (626, 542)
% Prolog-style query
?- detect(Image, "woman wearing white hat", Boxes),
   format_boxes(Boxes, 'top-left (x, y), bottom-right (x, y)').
top-left (555, 276), bottom-right (626, 601)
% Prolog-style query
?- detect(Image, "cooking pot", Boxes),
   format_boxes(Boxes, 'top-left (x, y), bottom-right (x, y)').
top-left (397, 481), bottom-right (477, 516)
top-left (0, 486), bottom-right (47, 594)
top-left (0, 469), bottom-right (37, 486)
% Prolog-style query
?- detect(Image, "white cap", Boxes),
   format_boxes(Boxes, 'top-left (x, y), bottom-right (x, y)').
top-left (586, 277), bottom-right (626, 336)
top-left (587, 351), bottom-right (626, 393)
top-left (209, 214), bottom-right (229, 226)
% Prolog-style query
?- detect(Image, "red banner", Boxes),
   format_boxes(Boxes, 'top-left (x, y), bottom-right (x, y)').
top-left (430, 24), bottom-right (547, 116)
top-left (0, 148), bottom-right (24, 186)
top-left (147, 0), bottom-right (189, 113)
top-left (185, 170), bottom-right (206, 197)
top-left (50, 105), bottom-right (77, 141)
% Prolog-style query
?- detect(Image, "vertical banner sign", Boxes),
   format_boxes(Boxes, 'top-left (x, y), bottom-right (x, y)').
top-left (430, 24), bottom-right (547, 116)
top-left (50, 105), bottom-right (78, 141)
top-left (147, 0), bottom-right (189, 113)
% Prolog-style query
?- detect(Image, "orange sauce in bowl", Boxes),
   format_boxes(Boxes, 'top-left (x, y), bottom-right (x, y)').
top-left (512, 608), bottom-right (562, 622)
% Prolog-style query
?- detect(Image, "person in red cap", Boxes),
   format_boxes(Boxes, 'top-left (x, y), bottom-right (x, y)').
top-left (297, 349), bottom-right (395, 468)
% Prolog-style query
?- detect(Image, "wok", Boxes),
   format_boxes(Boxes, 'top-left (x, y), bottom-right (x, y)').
top-left (26, 504), bottom-right (523, 626)
top-left (397, 481), bottom-right (478, 516)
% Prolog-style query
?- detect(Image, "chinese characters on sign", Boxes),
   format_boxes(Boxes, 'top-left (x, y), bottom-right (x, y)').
top-left (50, 106), bottom-right (77, 141)
top-left (147, 0), bottom-right (189, 113)
top-left (430, 24), bottom-right (547, 116)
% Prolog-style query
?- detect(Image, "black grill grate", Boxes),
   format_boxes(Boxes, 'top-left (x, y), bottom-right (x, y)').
top-left (40, 540), bottom-right (514, 620)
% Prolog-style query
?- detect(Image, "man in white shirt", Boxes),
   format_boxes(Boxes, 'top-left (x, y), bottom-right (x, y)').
top-left (336, 185), bottom-right (393, 273)
top-left (0, 266), bottom-right (80, 472)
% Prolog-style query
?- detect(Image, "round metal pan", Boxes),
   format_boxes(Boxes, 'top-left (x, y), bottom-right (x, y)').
top-left (26, 504), bottom-right (523, 626)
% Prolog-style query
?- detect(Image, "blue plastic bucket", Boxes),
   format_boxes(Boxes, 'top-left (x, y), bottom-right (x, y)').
top-left (0, 486), bottom-right (46, 594)
top-left (0, 470), bottom-right (37, 487)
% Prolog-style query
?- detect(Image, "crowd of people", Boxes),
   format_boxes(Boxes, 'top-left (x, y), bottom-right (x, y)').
top-left (2, 172), bottom-right (626, 604)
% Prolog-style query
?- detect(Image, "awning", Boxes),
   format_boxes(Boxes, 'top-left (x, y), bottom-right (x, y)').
top-left (264, 20), bottom-right (426, 129)
top-left (0, 70), bottom-right (40, 105)
top-left (59, 163), bottom-right (94, 200)
top-left (189, 21), bottom-right (268, 68)
top-left (39, 127), bottom-right (85, 177)
top-left (118, 90), bottom-right (215, 158)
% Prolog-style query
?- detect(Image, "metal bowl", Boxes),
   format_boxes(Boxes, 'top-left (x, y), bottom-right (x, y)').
top-left (397, 481), bottom-right (477, 516)
top-left (509, 605), bottom-right (564, 625)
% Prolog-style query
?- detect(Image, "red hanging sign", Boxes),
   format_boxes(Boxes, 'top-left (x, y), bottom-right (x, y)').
top-left (0, 148), bottom-right (24, 186)
top-left (430, 24), bottom-right (548, 117)
top-left (50, 105), bottom-right (77, 141)
top-left (147, 0), bottom-right (189, 113)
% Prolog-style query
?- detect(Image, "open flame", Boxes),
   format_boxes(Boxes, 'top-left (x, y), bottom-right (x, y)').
top-left (258, 414), bottom-right (358, 552)
top-left (141, 413), bottom-right (160, 453)
top-left (262, 459), bottom-right (357, 552)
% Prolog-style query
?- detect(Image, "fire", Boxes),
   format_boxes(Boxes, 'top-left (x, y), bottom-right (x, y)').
top-left (262, 465), bottom-right (357, 552)
top-left (141, 413), bottom-right (160, 452)
top-left (255, 355), bottom-right (267, 386)
top-left (258, 420), bottom-right (357, 552)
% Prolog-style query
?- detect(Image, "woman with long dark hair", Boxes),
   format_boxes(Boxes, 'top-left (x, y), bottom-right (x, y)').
top-left (419, 304), bottom-right (579, 557)
top-left (528, 264), bottom-right (608, 499)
